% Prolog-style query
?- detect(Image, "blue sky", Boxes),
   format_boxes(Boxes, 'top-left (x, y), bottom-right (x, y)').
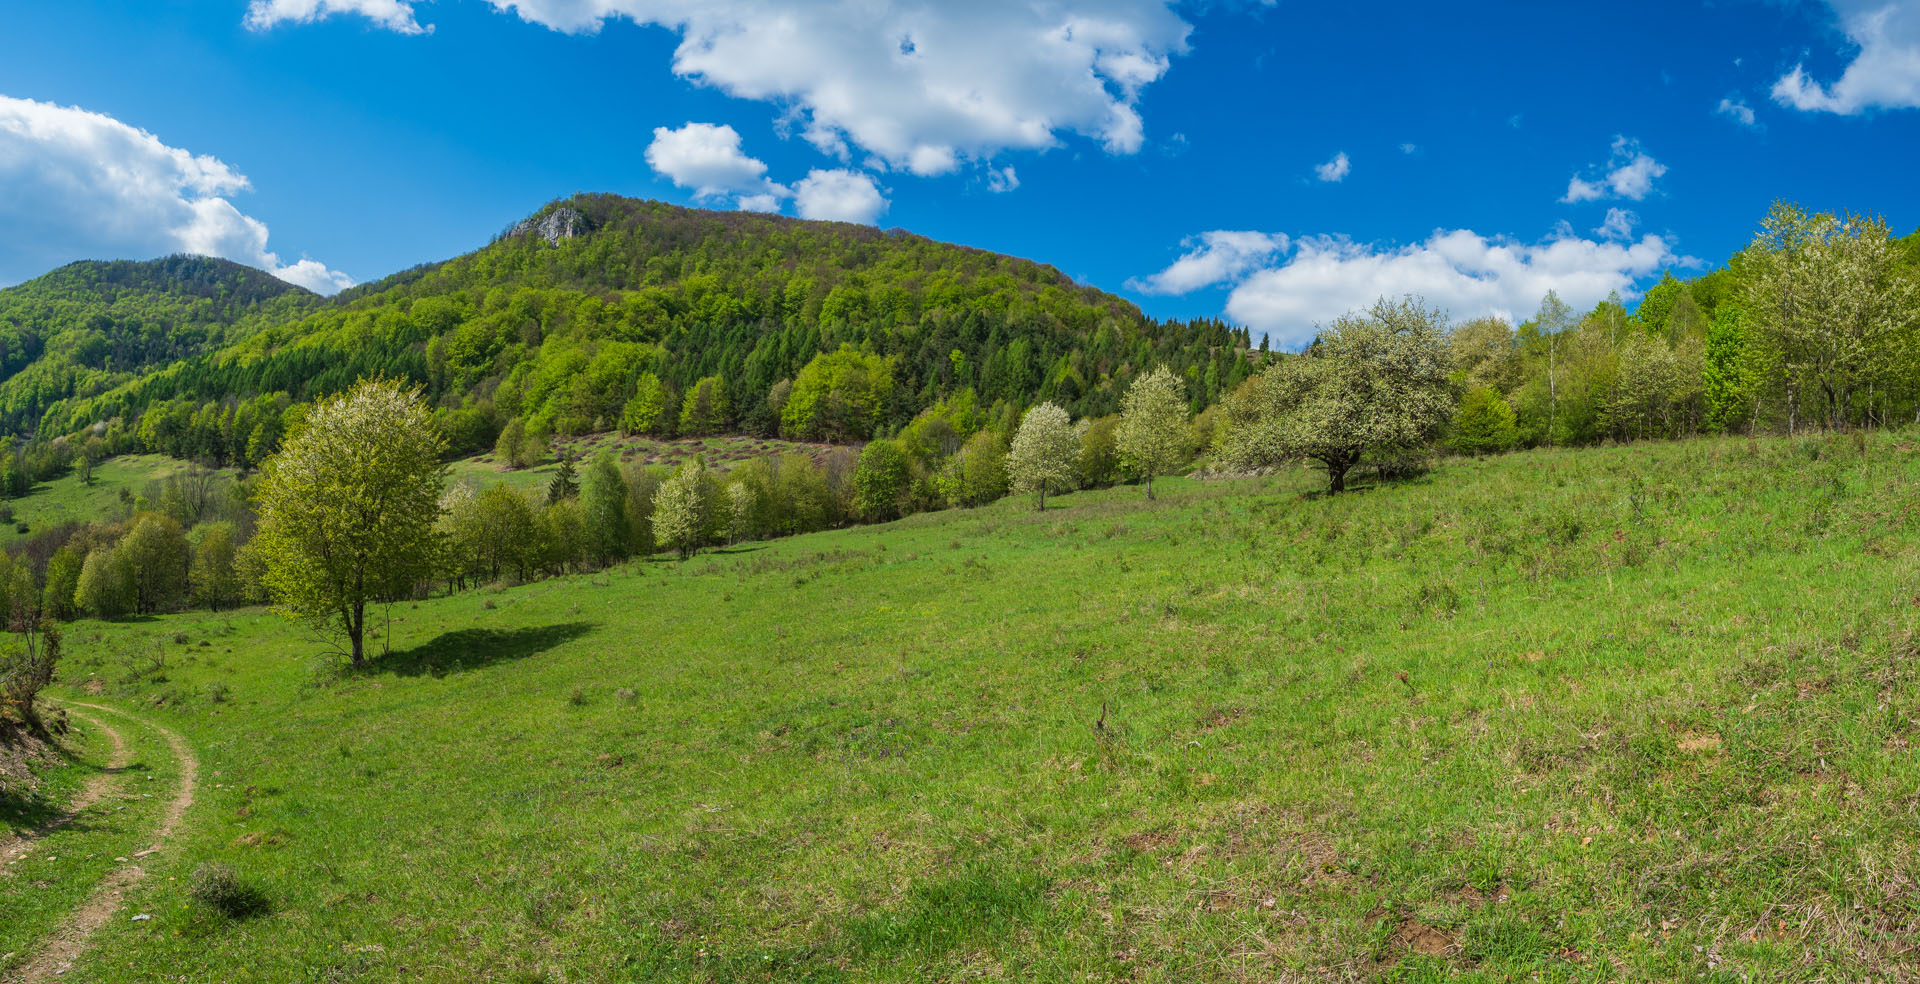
top-left (3, 0), bottom-right (1918, 346)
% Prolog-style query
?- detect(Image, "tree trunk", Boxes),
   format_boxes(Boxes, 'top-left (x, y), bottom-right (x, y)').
top-left (1327, 457), bottom-right (1349, 494)
top-left (348, 599), bottom-right (365, 666)
top-left (1145, 472), bottom-right (1155, 500)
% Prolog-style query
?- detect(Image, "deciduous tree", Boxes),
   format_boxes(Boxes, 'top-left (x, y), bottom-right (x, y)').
top-left (1220, 296), bottom-right (1453, 493)
top-left (1006, 402), bottom-right (1079, 510)
top-left (1116, 365), bottom-right (1188, 498)
top-left (253, 379), bottom-right (447, 666)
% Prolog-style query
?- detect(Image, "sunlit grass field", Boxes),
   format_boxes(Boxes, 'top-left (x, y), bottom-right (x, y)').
top-left (11, 431), bottom-right (1920, 981)
top-left (446, 432), bottom-right (848, 496)
top-left (0, 454), bottom-right (238, 549)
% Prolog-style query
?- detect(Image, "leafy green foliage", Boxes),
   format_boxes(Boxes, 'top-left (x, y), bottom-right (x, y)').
top-left (1116, 365), bottom-right (1189, 497)
top-left (17, 197), bottom-right (1252, 465)
top-left (1450, 386), bottom-right (1519, 455)
top-left (852, 440), bottom-right (909, 521)
top-left (253, 380), bottom-right (448, 664)
top-left (0, 256), bottom-right (315, 436)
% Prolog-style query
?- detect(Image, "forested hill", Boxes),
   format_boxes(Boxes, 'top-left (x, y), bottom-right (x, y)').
top-left (27, 194), bottom-right (1257, 464)
top-left (0, 256), bottom-right (318, 436)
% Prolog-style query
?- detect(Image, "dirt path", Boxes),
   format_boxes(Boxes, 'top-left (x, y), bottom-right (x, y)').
top-left (4, 701), bottom-right (199, 984)
top-left (0, 710), bottom-right (131, 864)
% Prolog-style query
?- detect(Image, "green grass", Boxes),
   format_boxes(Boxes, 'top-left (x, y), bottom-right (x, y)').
top-left (19, 431), bottom-right (1920, 981)
top-left (0, 454), bottom-right (238, 548)
top-left (448, 432), bottom-right (847, 495)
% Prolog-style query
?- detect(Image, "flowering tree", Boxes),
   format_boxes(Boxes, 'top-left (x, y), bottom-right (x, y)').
top-left (253, 379), bottom-right (447, 665)
top-left (1116, 365), bottom-right (1189, 499)
top-left (1007, 402), bottom-right (1080, 510)
top-left (1220, 296), bottom-right (1453, 493)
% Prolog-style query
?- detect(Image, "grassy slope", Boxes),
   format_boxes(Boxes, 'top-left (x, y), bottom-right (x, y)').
top-left (18, 433), bottom-right (1920, 982)
top-left (0, 454), bottom-right (238, 548)
top-left (448, 433), bottom-right (849, 496)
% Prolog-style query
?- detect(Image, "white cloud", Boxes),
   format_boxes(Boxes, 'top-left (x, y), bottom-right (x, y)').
top-left (644, 122), bottom-right (788, 210)
top-left (249, 0), bottom-right (1193, 174)
top-left (1134, 226), bottom-right (1681, 349)
top-left (246, 0), bottom-right (429, 34)
top-left (793, 169), bottom-right (888, 224)
top-left (1399, 142), bottom-right (1418, 154)
top-left (1561, 136), bottom-right (1667, 203)
top-left (1595, 208), bottom-right (1638, 240)
top-left (735, 192), bottom-right (783, 213)
top-left (1716, 97), bottom-right (1758, 127)
top-left (0, 95), bottom-right (352, 293)
top-left (986, 165), bottom-right (1019, 193)
top-left (1125, 231), bottom-right (1288, 295)
top-left (1772, 0), bottom-right (1920, 114)
top-left (1314, 151), bottom-right (1350, 183)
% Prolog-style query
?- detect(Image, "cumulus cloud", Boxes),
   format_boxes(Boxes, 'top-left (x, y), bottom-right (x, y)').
top-left (1594, 208), bottom-right (1638, 240)
top-left (986, 165), bottom-right (1020, 193)
top-left (1133, 226), bottom-right (1681, 349)
top-left (793, 169), bottom-right (888, 224)
top-left (246, 0), bottom-right (429, 34)
top-left (1561, 136), bottom-right (1667, 203)
top-left (1314, 151), bottom-right (1350, 182)
top-left (644, 122), bottom-right (788, 210)
top-left (0, 95), bottom-right (351, 293)
top-left (246, 0), bottom-right (1193, 175)
top-left (1716, 97), bottom-right (1759, 127)
top-left (1772, 0), bottom-right (1920, 114)
top-left (1125, 231), bottom-right (1288, 295)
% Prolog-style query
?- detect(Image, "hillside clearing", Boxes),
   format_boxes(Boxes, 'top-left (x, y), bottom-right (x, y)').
top-left (446, 432), bottom-right (852, 496)
top-left (10, 432), bottom-right (1920, 981)
top-left (0, 455), bottom-right (239, 550)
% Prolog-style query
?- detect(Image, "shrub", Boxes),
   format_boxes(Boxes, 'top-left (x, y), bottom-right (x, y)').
top-left (1451, 386), bottom-right (1520, 456)
top-left (188, 863), bottom-right (268, 918)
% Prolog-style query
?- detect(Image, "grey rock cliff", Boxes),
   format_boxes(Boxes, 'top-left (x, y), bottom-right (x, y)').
top-left (508, 207), bottom-right (585, 246)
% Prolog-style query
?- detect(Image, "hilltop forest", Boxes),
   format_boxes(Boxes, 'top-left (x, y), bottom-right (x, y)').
top-left (0, 195), bottom-right (1254, 475)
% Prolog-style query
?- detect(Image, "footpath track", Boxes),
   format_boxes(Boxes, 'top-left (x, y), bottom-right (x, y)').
top-left (3, 701), bottom-right (199, 984)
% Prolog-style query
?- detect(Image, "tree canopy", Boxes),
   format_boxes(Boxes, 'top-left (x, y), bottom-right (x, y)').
top-left (1221, 297), bottom-right (1453, 492)
top-left (252, 378), bottom-right (447, 665)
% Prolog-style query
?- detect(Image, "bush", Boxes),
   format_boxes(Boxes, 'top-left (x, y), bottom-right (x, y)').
top-left (1451, 386), bottom-right (1519, 456)
top-left (188, 863), bottom-right (268, 918)
top-left (0, 617), bottom-right (61, 726)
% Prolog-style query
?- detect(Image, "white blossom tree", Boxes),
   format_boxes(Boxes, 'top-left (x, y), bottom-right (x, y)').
top-left (1116, 365), bottom-right (1189, 499)
top-left (1219, 296), bottom-right (1453, 493)
top-left (652, 460), bottom-right (706, 559)
top-left (1006, 402), bottom-right (1080, 510)
top-left (724, 481), bottom-right (756, 545)
top-left (1742, 203), bottom-right (1919, 432)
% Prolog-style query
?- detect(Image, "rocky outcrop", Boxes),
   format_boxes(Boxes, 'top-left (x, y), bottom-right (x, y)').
top-left (509, 207), bottom-right (586, 246)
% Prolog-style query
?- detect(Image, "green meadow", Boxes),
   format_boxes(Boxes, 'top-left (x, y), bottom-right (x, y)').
top-left (446, 432), bottom-right (850, 496)
top-left (0, 455), bottom-right (237, 549)
top-left (8, 431), bottom-right (1920, 982)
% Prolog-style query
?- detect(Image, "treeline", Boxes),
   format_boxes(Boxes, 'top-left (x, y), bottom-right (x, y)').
top-left (1444, 204), bottom-right (1920, 452)
top-left (3, 365), bottom-right (1219, 623)
top-left (22, 195), bottom-right (1258, 469)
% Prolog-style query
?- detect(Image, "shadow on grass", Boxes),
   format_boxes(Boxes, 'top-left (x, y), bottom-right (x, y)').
top-left (365, 622), bottom-right (597, 678)
top-left (705, 544), bottom-right (768, 555)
